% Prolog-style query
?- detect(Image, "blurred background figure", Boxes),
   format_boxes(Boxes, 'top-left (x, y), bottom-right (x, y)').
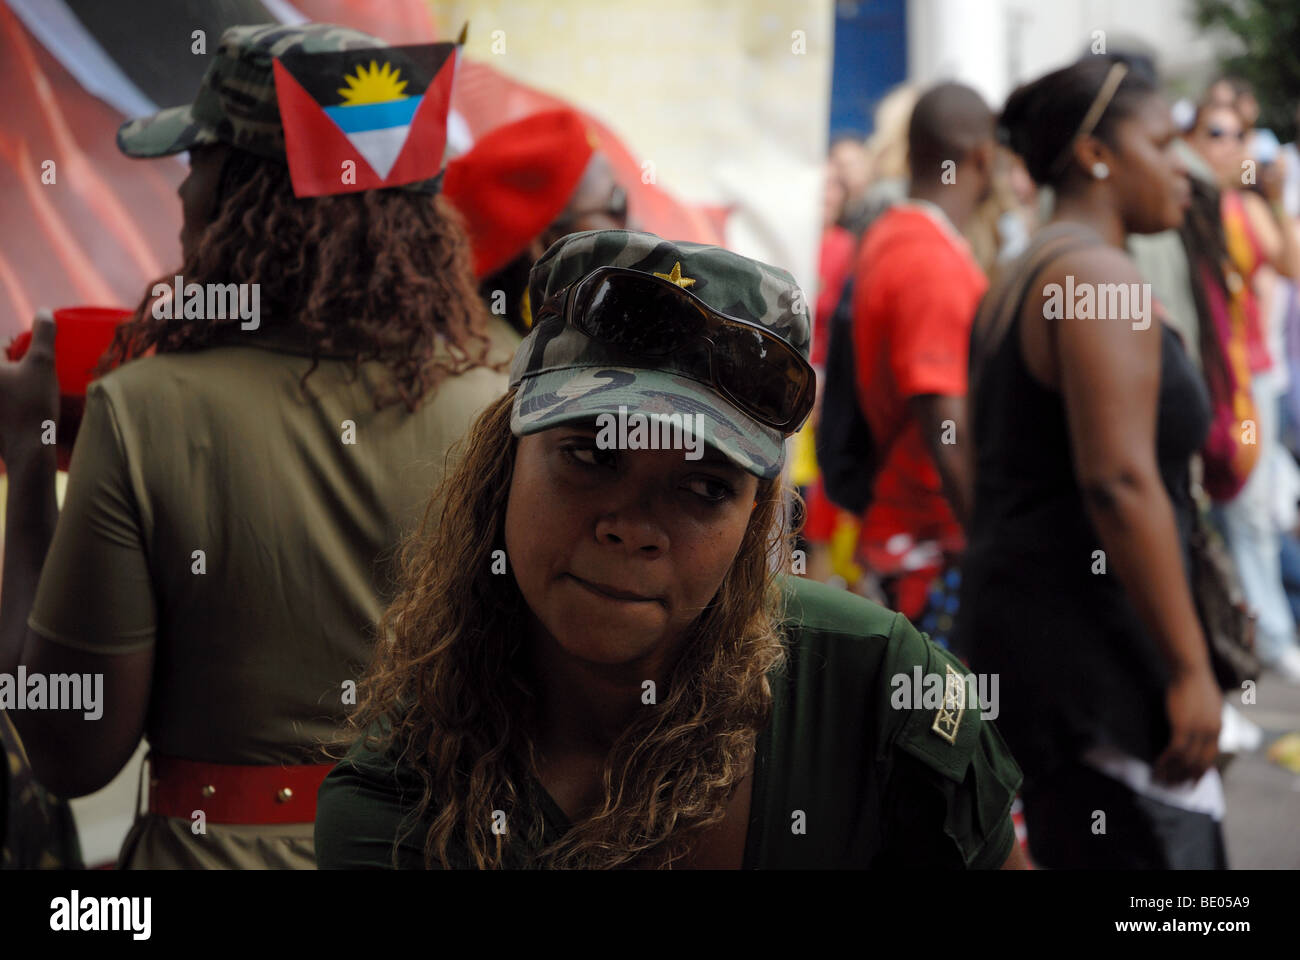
top-left (964, 144), bottom-right (1041, 273)
top-left (855, 84), bottom-right (919, 237)
top-left (444, 108), bottom-right (628, 338)
top-left (1186, 94), bottom-right (1300, 682)
top-left (828, 134), bottom-right (875, 236)
top-left (790, 159), bottom-right (859, 586)
top-left (2, 308), bottom-right (126, 866)
top-left (848, 82), bottom-right (995, 642)
top-left (960, 54), bottom-right (1226, 869)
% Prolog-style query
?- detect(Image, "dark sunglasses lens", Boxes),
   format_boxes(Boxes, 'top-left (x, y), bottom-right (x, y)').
top-left (577, 274), bottom-right (706, 355)
top-left (711, 321), bottom-right (809, 426)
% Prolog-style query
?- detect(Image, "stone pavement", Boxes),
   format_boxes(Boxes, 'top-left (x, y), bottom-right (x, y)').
top-left (1222, 670), bottom-right (1300, 869)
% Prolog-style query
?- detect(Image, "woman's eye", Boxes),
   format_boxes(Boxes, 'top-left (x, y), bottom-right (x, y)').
top-left (684, 476), bottom-right (735, 503)
top-left (562, 443), bottom-right (617, 468)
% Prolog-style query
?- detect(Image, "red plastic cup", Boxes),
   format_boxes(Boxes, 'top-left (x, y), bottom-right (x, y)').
top-left (6, 306), bottom-right (132, 395)
top-left (4, 306), bottom-right (132, 471)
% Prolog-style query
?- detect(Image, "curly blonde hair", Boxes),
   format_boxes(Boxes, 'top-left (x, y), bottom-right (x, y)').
top-left (345, 391), bottom-right (794, 868)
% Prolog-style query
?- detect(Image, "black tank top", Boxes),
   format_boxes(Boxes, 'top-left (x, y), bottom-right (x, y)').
top-left (953, 226), bottom-right (1212, 781)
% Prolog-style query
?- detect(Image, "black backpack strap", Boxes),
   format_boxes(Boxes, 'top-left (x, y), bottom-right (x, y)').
top-left (815, 236), bottom-right (878, 514)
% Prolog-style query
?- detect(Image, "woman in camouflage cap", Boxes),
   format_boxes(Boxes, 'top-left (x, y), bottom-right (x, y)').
top-left (317, 229), bottom-right (1026, 870)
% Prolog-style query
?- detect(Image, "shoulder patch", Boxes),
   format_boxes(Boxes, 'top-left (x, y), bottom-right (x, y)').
top-left (929, 662), bottom-right (966, 745)
top-left (888, 622), bottom-right (982, 782)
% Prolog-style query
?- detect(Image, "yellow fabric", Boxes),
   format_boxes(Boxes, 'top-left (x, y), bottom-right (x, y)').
top-left (790, 422), bottom-right (819, 487)
top-left (829, 512), bottom-right (863, 583)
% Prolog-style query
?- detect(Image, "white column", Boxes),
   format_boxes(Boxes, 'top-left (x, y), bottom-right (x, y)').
top-left (907, 0), bottom-right (1010, 108)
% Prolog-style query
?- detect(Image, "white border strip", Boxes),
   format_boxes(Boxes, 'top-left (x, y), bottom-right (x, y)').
top-left (7, 0), bottom-right (157, 118)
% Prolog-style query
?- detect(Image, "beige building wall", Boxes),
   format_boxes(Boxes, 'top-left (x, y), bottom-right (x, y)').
top-left (430, 0), bottom-right (834, 294)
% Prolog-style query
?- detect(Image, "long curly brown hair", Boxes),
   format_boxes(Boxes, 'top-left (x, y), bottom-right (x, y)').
top-left (345, 391), bottom-right (793, 868)
top-left (98, 147), bottom-right (498, 410)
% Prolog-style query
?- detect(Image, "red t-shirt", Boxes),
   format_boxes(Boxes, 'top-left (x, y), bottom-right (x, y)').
top-left (851, 204), bottom-right (987, 572)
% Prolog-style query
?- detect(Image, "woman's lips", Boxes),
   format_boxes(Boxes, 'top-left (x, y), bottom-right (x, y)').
top-left (567, 574), bottom-right (663, 604)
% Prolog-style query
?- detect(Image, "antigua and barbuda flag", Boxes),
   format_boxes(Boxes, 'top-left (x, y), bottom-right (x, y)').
top-left (271, 34), bottom-right (463, 197)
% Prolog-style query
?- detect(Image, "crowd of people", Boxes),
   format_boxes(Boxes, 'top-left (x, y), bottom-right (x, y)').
top-left (0, 21), bottom-right (1292, 871)
top-left (805, 54), bottom-right (1300, 867)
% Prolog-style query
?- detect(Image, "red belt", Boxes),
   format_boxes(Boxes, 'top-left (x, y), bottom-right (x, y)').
top-left (147, 753), bottom-right (335, 825)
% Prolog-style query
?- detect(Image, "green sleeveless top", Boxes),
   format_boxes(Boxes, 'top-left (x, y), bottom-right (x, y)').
top-left (314, 577), bottom-right (1023, 869)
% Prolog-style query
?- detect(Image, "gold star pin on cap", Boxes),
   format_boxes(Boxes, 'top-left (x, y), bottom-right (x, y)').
top-left (654, 261), bottom-right (695, 289)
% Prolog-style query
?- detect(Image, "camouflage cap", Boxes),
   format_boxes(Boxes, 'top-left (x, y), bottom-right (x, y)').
top-left (116, 23), bottom-right (445, 193)
top-left (509, 229), bottom-right (812, 480)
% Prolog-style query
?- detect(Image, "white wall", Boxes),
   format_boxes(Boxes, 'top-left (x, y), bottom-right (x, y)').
top-left (908, 0), bottom-right (1236, 108)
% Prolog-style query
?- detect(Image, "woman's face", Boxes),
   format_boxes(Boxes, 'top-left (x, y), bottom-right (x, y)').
top-left (1189, 105), bottom-right (1247, 190)
top-left (178, 144), bottom-right (229, 263)
top-left (1110, 94), bottom-right (1190, 234)
top-left (504, 424), bottom-right (760, 668)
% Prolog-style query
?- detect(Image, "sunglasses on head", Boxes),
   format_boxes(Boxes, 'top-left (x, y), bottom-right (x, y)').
top-left (534, 265), bottom-right (815, 432)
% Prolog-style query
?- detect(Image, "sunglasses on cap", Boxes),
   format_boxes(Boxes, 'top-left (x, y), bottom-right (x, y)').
top-left (534, 265), bottom-right (815, 433)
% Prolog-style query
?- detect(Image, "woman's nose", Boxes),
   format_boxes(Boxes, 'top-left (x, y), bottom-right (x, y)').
top-left (594, 499), bottom-right (669, 557)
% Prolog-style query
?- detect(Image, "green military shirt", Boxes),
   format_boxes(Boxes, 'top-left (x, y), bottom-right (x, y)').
top-left (315, 577), bottom-right (1024, 868)
top-left (27, 319), bottom-right (517, 766)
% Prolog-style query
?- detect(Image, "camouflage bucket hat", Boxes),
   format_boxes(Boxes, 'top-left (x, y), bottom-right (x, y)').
top-left (509, 229), bottom-right (812, 480)
top-left (116, 23), bottom-right (447, 193)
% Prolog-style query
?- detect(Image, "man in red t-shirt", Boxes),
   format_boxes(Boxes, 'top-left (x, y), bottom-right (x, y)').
top-left (852, 83), bottom-right (995, 621)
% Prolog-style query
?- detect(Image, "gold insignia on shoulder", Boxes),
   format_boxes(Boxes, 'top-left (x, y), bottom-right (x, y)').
top-left (654, 261), bottom-right (695, 288)
top-left (931, 663), bottom-right (966, 745)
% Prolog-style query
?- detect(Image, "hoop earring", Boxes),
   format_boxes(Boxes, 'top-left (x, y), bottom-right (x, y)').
top-left (1091, 161), bottom-right (1110, 180)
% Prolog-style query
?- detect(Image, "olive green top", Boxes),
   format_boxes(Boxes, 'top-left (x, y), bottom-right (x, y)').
top-left (27, 320), bottom-right (517, 765)
top-left (314, 577), bottom-right (1024, 868)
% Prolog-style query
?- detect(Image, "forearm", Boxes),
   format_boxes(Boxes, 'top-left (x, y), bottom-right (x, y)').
top-left (1083, 474), bottom-right (1211, 678)
top-left (0, 441), bottom-right (58, 675)
top-left (1275, 205), bottom-right (1300, 279)
top-left (912, 394), bottom-right (973, 531)
top-left (930, 442), bottom-right (973, 532)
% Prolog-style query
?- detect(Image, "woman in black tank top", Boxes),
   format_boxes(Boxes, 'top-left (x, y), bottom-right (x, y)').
top-left (954, 56), bottom-right (1225, 868)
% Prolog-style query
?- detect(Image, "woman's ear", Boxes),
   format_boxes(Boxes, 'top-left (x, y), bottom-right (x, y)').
top-left (1073, 135), bottom-right (1113, 181)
